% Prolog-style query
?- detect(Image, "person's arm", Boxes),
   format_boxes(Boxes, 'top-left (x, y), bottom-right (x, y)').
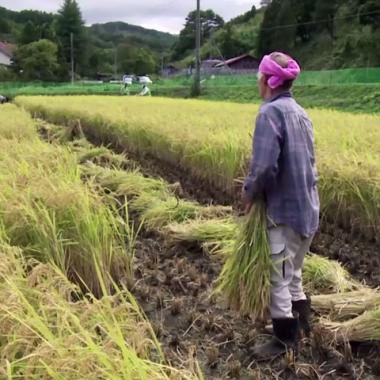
top-left (243, 111), bottom-right (283, 208)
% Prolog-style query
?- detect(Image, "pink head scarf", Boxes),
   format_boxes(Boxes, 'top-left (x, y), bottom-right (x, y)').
top-left (258, 52), bottom-right (301, 89)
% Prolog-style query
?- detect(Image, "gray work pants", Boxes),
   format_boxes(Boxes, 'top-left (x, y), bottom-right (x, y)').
top-left (268, 225), bottom-right (314, 319)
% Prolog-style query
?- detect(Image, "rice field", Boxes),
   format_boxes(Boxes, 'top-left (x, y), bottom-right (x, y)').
top-left (2, 97), bottom-right (380, 378)
top-left (0, 105), bottom-right (199, 379)
top-left (16, 95), bottom-right (380, 240)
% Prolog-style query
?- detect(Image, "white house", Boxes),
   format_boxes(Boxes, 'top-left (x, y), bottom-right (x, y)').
top-left (0, 42), bottom-right (14, 66)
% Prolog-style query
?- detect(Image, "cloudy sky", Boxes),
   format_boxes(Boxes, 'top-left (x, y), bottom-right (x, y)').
top-left (1, 0), bottom-right (261, 33)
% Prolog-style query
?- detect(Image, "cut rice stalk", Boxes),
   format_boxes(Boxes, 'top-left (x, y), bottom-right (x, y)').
top-left (132, 194), bottom-right (231, 230)
top-left (322, 306), bottom-right (380, 342)
top-left (165, 218), bottom-right (238, 245)
top-left (303, 254), bottom-right (362, 295)
top-left (215, 202), bottom-right (272, 320)
top-left (311, 289), bottom-right (380, 321)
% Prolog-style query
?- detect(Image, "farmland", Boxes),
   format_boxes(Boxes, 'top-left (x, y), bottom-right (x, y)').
top-left (1, 70), bottom-right (380, 114)
top-left (1, 95), bottom-right (380, 378)
top-left (17, 96), bottom-right (380, 239)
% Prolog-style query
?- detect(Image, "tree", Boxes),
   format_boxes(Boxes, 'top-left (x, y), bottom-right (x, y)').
top-left (258, 0), bottom-right (297, 55)
top-left (55, 0), bottom-right (86, 78)
top-left (217, 24), bottom-right (248, 58)
top-left (13, 39), bottom-right (59, 80)
top-left (117, 43), bottom-right (157, 75)
top-left (18, 21), bottom-right (40, 45)
top-left (172, 9), bottom-right (224, 60)
top-left (314, 0), bottom-right (338, 39)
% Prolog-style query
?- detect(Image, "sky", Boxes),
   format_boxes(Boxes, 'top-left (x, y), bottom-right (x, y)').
top-left (1, 0), bottom-right (261, 34)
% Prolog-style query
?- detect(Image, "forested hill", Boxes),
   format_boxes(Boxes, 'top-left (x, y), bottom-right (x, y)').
top-left (171, 0), bottom-right (380, 70)
top-left (0, 6), bottom-right (176, 52)
top-left (89, 22), bottom-right (176, 53)
top-left (0, 3), bottom-right (177, 78)
top-left (258, 0), bottom-right (380, 69)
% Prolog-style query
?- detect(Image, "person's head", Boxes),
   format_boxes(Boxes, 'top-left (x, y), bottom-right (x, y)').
top-left (257, 52), bottom-right (300, 100)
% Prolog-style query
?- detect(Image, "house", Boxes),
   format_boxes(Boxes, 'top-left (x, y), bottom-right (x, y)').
top-left (200, 59), bottom-right (223, 74)
top-left (0, 42), bottom-right (14, 66)
top-left (215, 54), bottom-right (259, 72)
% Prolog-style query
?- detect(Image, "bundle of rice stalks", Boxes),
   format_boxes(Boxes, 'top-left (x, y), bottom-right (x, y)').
top-left (75, 145), bottom-right (129, 168)
top-left (303, 254), bottom-right (361, 295)
top-left (165, 218), bottom-right (238, 247)
top-left (215, 202), bottom-right (272, 319)
top-left (321, 306), bottom-right (380, 342)
top-left (311, 289), bottom-right (380, 321)
top-left (0, 244), bottom-right (197, 380)
top-left (82, 163), bottom-right (168, 197)
top-left (132, 193), bottom-right (231, 230)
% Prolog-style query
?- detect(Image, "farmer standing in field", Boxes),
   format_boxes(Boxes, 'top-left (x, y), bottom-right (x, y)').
top-left (243, 52), bottom-right (320, 359)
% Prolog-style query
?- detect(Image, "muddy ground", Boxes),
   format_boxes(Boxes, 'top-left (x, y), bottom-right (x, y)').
top-left (133, 233), bottom-right (380, 380)
top-left (123, 150), bottom-right (380, 379)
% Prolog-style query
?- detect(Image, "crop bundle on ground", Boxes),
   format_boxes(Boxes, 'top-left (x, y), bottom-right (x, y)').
top-left (16, 95), bottom-right (380, 239)
top-left (321, 307), bottom-right (380, 342)
top-left (82, 163), bottom-right (231, 230)
top-left (312, 289), bottom-right (380, 321)
top-left (0, 106), bottom-right (130, 296)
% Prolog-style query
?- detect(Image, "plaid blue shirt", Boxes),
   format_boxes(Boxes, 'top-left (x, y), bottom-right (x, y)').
top-left (243, 92), bottom-right (320, 237)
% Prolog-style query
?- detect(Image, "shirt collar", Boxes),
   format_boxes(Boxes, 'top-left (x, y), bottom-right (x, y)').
top-left (266, 91), bottom-right (292, 103)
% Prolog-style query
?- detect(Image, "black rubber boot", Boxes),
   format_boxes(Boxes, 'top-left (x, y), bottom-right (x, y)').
top-left (292, 298), bottom-right (311, 337)
top-left (252, 318), bottom-right (299, 361)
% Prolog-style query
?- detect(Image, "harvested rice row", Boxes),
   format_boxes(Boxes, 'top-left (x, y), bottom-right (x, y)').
top-left (0, 105), bottom-right (130, 296)
top-left (0, 238), bottom-right (197, 379)
top-left (81, 163), bottom-right (232, 230)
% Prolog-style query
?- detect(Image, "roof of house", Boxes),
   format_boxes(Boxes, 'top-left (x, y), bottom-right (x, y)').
top-left (0, 42), bottom-right (15, 58)
top-left (201, 59), bottom-right (223, 67)
top-left (215, 54), bottom-right (258, 67)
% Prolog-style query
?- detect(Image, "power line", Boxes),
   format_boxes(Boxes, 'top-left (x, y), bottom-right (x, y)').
top-left (260, 9), bottom-right (380, 31)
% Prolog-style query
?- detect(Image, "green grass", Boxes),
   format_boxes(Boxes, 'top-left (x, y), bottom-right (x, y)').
top-left (2, 67), bottom-right (380, 114)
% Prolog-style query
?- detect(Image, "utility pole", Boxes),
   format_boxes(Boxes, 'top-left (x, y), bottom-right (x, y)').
top-left (70, 32), bottom-right (74, 84)
top-left (114, 44), bottom-right (118, 79)
top-left (192, 0), bottom-right (201, 96)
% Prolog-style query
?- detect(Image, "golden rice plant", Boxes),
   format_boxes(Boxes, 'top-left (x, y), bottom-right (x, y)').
top-left (0, 240), bottom-right (197, 380)
top-left (16, 95), bottom-right (380, 237)
top-left (0, 108), bottom-right (131, 295)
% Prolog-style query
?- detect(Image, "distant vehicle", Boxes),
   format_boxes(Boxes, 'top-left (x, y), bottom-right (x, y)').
top-left (138, 76), bottom-right (152, 85)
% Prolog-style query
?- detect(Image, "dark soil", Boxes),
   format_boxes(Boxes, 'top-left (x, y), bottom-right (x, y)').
top-left (133, 233), bottom-right (380, 379)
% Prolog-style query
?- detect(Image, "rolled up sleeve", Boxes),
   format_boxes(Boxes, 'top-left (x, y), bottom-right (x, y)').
top-left (243, 111), bottom-right (282, 203)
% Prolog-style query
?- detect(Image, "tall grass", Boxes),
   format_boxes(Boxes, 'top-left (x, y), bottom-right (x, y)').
top-left (16, 95), bottom-right (380, 238)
